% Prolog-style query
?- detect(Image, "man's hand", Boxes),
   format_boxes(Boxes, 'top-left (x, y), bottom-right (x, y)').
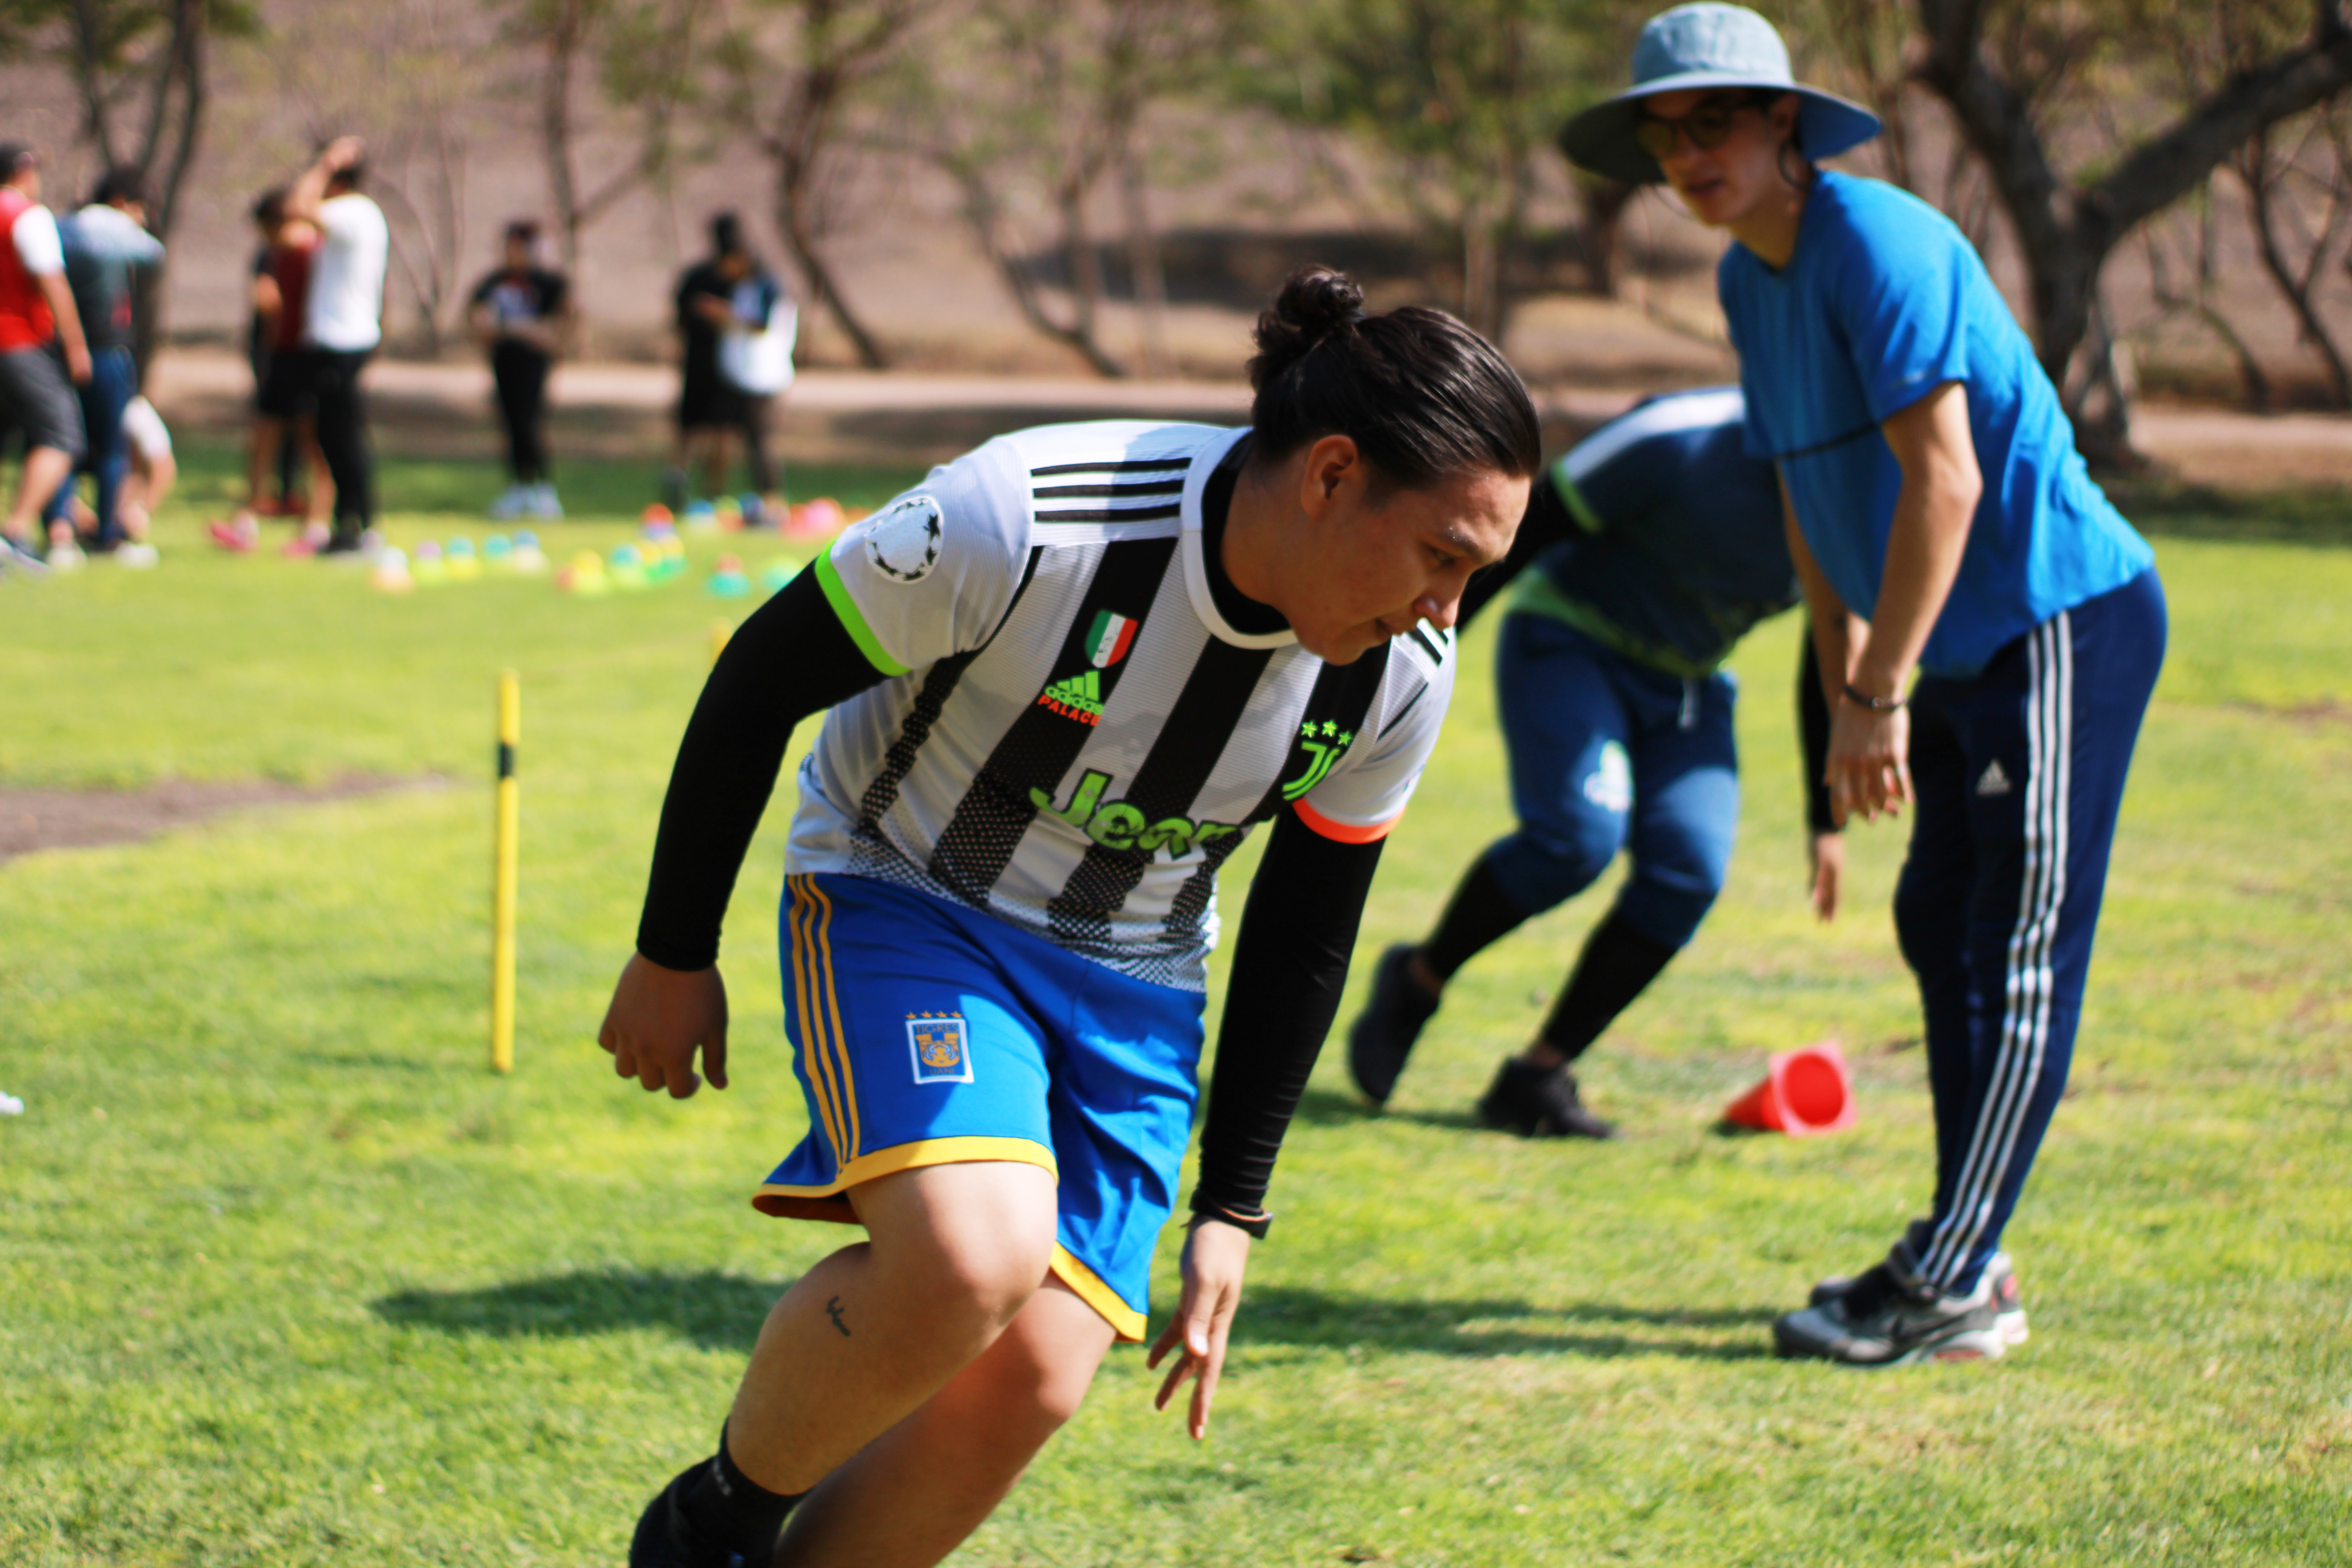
top-left (64, 341), bottom-right (91, 385)
top-left (1807, 830), bottom-right (1845, 921)
top-left (1827, 699), bottom-right (1911, 826)
top-left (321, 136), bottom-right (366, 175)
top-left (1148, 1217), bottom-right (1252, 1441)
top-left (598, 952), bottom-right (729, 1098)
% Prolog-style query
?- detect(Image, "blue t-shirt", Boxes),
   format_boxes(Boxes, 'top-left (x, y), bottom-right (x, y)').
top-left (1515, 386), bottom-right (1797, 677)
top-left (1719, 172), bottom-right (2153, 678)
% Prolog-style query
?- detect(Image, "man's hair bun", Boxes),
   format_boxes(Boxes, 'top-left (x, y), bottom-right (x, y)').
top-left (1249, 267), bottom-right (1366, 389)
top-left (1244, 266), bottom-right (1540, 488)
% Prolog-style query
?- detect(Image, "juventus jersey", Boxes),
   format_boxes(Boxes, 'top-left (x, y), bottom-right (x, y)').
top-left (787, 421), bottom-right (1457, 992)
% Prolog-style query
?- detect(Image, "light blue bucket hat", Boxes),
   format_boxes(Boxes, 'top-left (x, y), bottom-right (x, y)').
top-left (1559, 4), bottom-right (1881, 185)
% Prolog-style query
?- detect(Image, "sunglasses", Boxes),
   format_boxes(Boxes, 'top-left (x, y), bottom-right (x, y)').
top-left (1633, 93), bottom-right (1775, 162)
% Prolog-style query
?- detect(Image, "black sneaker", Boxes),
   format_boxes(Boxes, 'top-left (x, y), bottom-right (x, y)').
top-left (318, 527), bottom-right (368, 556)
top-left (1475, 1056), bottom-right (1618, 1139)
top-left (1346, 944), bottom-right (1441, 1105)
top-left (1812, 1250), bottom-right (2028, 1346)
top-left (630, 1459), bottom-right (756, 1568)
top-left (1773, 1254), bottom-right (2010, 1367)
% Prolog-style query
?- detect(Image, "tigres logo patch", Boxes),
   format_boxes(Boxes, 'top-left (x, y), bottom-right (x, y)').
top-left (906, 1012), bottom-right (973, 1085)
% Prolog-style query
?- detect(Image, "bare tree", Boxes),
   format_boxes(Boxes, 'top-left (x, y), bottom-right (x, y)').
top-left (2237, 114), bottom-right (2352, 406)
top-left (894, 0), bottom-right (1231, 377)
top-left (1254, 0), bottom-right (1617, 339)
top-left (709, 0), bottom-right (943, 371)
top-left (1913, 0), bottom-right (2352, 465)
top-left (2138, 180), bottom-right (2274, 409)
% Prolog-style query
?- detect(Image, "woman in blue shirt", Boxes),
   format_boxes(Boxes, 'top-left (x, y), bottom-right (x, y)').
top-left (1562, 3), bottom-right (2166, 1367)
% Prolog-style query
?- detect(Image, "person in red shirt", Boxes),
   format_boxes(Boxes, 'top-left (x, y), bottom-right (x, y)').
top-left (212, 190), bottom-right (330, 551)
top-left (0, 144), bottom-right (93, 570)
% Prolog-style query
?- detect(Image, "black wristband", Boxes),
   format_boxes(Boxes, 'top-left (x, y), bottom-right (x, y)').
top-left (1840, 683), bottom-right (1906, 711)
top-left (1189, 1205), bottom-right (1272, 1241)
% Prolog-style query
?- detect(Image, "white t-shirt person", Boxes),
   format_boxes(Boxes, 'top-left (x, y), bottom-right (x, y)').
top-left (303, 190), bottom-right (388, 352)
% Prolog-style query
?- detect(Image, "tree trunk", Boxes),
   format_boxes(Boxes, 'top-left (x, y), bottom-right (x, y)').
top-left (543, 4), bottom-right (586, 275)
top-left (1575, 177), bottom-right (1635, 296)
top-left (774, 152), bottom-right (889, 370)
top-left (2242, 135), bottom-right (2352, 407)
top-left (1119, 147), bottom-right (1171, 379)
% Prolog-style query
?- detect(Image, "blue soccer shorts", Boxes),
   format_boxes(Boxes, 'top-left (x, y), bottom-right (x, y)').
top-left (752, 871), bottom-right (1207, 1341)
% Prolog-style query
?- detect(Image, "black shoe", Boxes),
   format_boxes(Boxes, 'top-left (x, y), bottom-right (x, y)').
top-left (1811, 1229), bottom-right (2029, 1347)
top-left (1772, 1258), bottom-right (2009, 1367)
top-left (1475, 1057), bottom-right (1618, 1139)
top-left (1346, 944), bottom-right (1441, 1105)
top-left (630, 1459), bottom-right (756, 1568)
top-left (318, 527), bottom-right (367, 555)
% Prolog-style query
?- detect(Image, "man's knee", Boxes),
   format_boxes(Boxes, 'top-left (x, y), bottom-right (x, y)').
top-left (858, 1163), bottom-right (1060, 1330)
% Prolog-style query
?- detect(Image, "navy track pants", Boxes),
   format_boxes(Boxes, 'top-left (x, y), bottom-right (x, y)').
top-left (1895, 569), bottom-right (2166, 1293)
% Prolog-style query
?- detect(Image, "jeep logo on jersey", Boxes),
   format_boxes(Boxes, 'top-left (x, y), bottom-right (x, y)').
top-left (1030, 768), bottom-right (1244, 858)
top-left (1086, 610), bottom-right (1140, 668)
top-left (1279, 717), bottom-right (1358, 801)
top-left (863, 494), bottom-right (943, 582)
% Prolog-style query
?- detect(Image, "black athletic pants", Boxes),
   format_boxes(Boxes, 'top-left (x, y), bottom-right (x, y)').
top-left (492, 341), bottom-right (552, 484)
top-left (311, 348), bottom-right (374, 532)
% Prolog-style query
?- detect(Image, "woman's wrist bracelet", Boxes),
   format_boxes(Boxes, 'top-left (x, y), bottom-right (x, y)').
top-left (1840, 683), bottom-right (1906, 712)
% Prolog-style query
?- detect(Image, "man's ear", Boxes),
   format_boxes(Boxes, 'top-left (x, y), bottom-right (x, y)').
top-left (1295, 434), bottom-right (1361, 521)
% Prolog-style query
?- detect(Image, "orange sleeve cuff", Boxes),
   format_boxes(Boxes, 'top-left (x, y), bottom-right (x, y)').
top-left (1292, 797), bottom-right (1402, 844)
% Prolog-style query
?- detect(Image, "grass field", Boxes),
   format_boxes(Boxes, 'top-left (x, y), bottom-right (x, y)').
top-left (3, 445), bottom-right (2348, 1566)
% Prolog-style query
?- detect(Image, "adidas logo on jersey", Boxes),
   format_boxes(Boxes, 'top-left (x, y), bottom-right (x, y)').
top-left (1037, 669), bottom-right (1105, 725)
top-left (1976, 759), bottom-right (2013, 797)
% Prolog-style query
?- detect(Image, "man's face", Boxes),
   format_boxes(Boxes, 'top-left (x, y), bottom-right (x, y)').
top-left (1276, 440), bottom-right (1525, 665)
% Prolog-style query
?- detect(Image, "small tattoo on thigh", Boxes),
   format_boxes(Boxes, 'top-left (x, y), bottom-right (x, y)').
top-left (825, 1295), bottom-right (851, 1337)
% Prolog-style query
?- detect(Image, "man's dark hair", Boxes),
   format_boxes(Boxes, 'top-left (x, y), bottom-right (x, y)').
top-left (93, 167), bottom-right (146, 208)
top-left (0, 144), bottom-right (36, 184)
top-left (252, 187), bottom-right (287, 227)
top-left (1247, 267), bottom-right (1542, 488)
top-left (710, 211), bottom-right (748, 259)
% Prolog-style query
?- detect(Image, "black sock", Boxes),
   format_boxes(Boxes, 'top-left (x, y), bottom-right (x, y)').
top-left (1420, 850), bottom-right (1539, 982)
top-left (680, 1422), bottom-right (807, 1555)
top-left (1535, 910), bottom-right (1679, 1063)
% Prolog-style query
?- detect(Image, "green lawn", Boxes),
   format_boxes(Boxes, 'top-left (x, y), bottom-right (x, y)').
top-left (2, 449), bottom-right (2347, 1565)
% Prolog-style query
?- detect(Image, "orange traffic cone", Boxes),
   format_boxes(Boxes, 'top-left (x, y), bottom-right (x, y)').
top-left (1721, 1042), bottom-right (1857, 1136)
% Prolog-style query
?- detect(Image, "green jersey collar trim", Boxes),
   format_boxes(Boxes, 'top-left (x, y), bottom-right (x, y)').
top-left (815, 550), bottom-right (912, 677)
top-left (1552, 468), bottom-right (1606, 535)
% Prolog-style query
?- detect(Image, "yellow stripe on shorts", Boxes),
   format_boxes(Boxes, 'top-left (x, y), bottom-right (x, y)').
top-left (787, 876), bottom-right (848, 1163)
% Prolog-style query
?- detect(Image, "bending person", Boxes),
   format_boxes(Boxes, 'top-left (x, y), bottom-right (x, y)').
top-left (600, 267), bottom-right (1537, 1568)
top-left (1345, 385), bottom-right (1837, 1139)
top-left (1561, 2), bottom-right (2164, 1367)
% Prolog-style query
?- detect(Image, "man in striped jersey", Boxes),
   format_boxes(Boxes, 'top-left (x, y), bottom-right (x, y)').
top-left (600, 268), bottom-right (1541, 1568)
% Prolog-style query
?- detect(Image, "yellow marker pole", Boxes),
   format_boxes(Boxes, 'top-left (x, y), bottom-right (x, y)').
top-left (490, 670), bottom-right (520, 1074)
top-left (711, 619), bottom-right (732, 666)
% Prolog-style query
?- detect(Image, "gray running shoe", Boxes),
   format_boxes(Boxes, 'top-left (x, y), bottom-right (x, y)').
top-left (1812, 1247), bottom-right (2028, 1346)
top-left (1773, 1251), bottom-right (2010, 1367)
top-left (1475, 1056), bottom-right (1618, 1140)
top-left (1346, 944), bottom-right (1440, 1106)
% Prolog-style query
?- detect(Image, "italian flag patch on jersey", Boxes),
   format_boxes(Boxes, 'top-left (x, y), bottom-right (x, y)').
top-left (1087, 610), bottom-right (1140, 668)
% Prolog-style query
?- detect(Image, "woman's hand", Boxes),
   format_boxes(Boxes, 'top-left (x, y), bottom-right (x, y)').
top-left (1827, 698), bottom-right (1911, 826)
top-left (1807, 830), bottom-right (1845, 921)
top-left (1148, 1217), bottom-right (1253, 1441)
top-left (598, 952), bottom-right (729, 1098)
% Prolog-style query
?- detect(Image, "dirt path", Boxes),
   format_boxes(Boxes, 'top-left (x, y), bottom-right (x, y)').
top-left (147, 348), bottom-right (2352, 484)
top-left (0, 776), bottom-right (441, 865)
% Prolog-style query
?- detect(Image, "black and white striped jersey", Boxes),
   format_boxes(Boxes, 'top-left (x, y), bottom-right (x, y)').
top-left (788, 421), bottom-right (1456, 992)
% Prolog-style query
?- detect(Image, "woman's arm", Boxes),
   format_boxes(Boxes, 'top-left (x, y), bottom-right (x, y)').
top-left (599, 567), bottom-right (887, 1097)
top-left (1149, 809), bottom-right (1385, 1438)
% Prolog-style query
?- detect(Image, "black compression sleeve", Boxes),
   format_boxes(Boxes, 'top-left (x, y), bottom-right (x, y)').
top-left (1190, 811), bottom-right (1386, 1222)
top-left (633, 567), bottom-right (888, 970)
top-left (1798, 632), bottom-right (1836, 835)
top-left (1457, 473), bottom-right (1577, 632)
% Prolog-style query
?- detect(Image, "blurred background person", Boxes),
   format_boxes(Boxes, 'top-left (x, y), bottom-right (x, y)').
top-left (244, 189), bottom-right (304, 518)
top-left (0, 142), bottom-right (91, 572)
top-left (281, 136), bottom-right (384, 557)
top-left (58, 392), bottom-right (167, 566)
top-left (666, 211), bottom-right (789, 523)
top-left (468, 218), bottom-right (573, 520)
top-left (214, 188), bottom-right (331, 550)
top-left (42, 166), bottom-right (163, 561)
